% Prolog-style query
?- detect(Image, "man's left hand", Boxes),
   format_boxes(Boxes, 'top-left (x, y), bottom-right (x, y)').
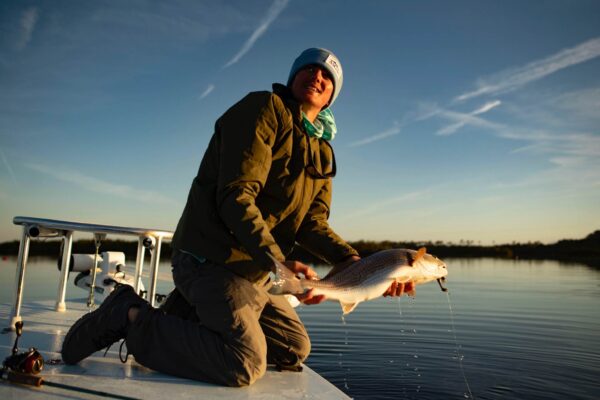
top-left (383, 280), bottom-right (415, 297)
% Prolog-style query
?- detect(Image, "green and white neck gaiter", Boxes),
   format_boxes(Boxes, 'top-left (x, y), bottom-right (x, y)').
top-left (302, 108), bottom-right (337, 141)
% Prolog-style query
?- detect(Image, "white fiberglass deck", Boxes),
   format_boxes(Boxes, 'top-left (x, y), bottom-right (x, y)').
top-left (0, 298), bottom-right (349, 400)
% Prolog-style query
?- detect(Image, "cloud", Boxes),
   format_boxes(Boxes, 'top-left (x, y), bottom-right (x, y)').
top-left (199, 84), bottom-right (215, 100)
top-left (436, 100), bottom-right (501, 135)
top-left (455, 37), bottom-right (600, 102)
top-left (16, 7), bottom-right (39, 50)
top-left (25, 163), bottom-right (178, 205)
top-left (545, 87), bottom-right (600, 122)
top-left (348, 122), bottom-right (402, 147)
top-left (340, 190), bottom-right (427, 220)
top-left (472, 100), bottom-right (502, 115)
top-left (223, 0), bottom-right (289, 68)
top-left (0, 147), bottom-right (17, 184)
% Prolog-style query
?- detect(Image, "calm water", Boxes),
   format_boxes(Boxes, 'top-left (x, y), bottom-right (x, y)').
top-left (1, 257), bottom-right (599, 399)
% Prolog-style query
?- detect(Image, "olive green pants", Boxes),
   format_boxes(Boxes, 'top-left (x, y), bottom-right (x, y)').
top-left (125, 251), bottom-right (310, 386)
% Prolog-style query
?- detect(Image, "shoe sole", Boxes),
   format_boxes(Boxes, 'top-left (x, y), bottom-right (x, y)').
top-left (62, 285), bottom-right (135, 364)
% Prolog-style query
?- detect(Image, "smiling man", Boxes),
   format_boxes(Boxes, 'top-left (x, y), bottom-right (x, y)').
top-left (61, 48), bottom-right (413, 387)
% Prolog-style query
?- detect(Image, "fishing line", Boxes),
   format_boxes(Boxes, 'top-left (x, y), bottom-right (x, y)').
top-left (396, 298), bottom-right (409, 399)
top-left (338, 314), bottom-right (349, 391)
top-left (446, 292), bottom-right (474, 399)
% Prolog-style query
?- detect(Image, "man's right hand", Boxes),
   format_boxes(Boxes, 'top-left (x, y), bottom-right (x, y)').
top-left (281, 260), bottom-right (326, 305)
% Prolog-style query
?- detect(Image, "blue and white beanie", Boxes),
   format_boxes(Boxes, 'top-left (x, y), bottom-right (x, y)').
top-left (287, 48), bottom-right (343, 108)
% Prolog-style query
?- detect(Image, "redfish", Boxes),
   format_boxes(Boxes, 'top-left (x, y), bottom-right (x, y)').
top-left (269, 248), bottom-right (448, 314)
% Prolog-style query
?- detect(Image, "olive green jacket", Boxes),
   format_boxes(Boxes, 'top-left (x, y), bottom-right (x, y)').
top-left (172, 84), bottom-right (358, 282)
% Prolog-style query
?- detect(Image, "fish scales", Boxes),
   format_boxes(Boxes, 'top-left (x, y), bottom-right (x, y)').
top-left (309, 249), bottom-right (412, 290)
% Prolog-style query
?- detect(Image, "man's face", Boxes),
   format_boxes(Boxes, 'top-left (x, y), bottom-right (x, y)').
top-left (290, 65), bottom-right (334, 116)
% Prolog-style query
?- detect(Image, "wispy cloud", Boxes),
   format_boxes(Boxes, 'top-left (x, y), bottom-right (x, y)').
top-left (340, 190), bottom-right (427, 220)
top-left (16, 7), bottom-right (39, 50)
top-left (455, 37), bottom-right (600, 102)
top-left (472, 100), bottom-right (502, 115)
top-left (199, 84), bottom-right (215, 100)
top-left (0, 147), bottom-right (17, 184)
top-left (223, 0), bottom-right (289, 68)
top-left (545, 87), bottom-right (600, 121)
top-left (25, 163), bottom-right (178, 205)
top-left (436, 100), bottom-right (501, 135)
top-left (348, 121), bottom-right (402, 147)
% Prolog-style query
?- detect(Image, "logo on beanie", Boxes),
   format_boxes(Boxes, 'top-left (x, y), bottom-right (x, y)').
top-left (324, 55), bottom-right (341, 79)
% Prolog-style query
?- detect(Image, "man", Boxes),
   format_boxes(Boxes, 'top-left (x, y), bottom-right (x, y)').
top-left (61, 48), bottom-right (413, 386)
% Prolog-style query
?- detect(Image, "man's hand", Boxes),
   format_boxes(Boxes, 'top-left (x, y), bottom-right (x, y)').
top-left (383, 280), bottom-right (416, 297)
top-left (282, 260), bottom-right (326, 305)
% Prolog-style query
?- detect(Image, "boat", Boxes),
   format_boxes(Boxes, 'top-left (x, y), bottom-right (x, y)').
top-left (0, 216), bottom-right (350, 399)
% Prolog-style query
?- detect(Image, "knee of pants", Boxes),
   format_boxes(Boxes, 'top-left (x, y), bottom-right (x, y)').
top-left (295, 333), bottom-right (311, 363)
top-left (223, 353), bottom-right (267, 387)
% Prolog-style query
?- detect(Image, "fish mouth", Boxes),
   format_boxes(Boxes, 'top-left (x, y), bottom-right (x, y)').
top-left (437, 278), bottom-right (448, 292)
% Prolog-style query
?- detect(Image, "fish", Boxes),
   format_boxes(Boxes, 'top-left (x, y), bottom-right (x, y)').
top-left (268, 247), bottom-right (448, 314)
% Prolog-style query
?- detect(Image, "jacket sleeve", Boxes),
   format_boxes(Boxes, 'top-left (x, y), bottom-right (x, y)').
top-left (215, 93), bottom-right (286, 268)
top-left (295, 178), bottom-right (359, 264)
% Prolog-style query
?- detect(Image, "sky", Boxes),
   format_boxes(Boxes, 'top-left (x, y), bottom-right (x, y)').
top-left (1, 0), bottom-right (599, 245)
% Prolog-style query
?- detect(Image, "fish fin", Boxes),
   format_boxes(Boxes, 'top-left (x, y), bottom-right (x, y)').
top-left (267, 253), bottom-right (303, 295)
top-left (340, 301), bottom-right (359, 315)
top-left (410, 247), bottom-right (427, 265)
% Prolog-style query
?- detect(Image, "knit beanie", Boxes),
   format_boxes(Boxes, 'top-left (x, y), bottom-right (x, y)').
top-left (287, 48), bottom-right (343, 108)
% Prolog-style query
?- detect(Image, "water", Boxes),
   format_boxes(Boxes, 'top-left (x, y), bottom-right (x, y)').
top-left (1, 257), bottom-right (599, 399)
top-left (297, 258), bottom-right (600, 400)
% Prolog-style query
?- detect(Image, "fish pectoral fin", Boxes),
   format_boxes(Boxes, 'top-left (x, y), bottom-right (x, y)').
top-left (340, 301), bottom-right (359, 315)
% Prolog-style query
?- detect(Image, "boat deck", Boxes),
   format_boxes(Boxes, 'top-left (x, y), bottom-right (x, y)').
top-left (0, 299), bottom-right (349, 400)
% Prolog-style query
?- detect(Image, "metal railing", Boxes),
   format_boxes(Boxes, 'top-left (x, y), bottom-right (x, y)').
top-left (8, 216), bottom-right (173, 330)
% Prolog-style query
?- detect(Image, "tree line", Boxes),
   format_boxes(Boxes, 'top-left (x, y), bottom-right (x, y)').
top-left (1, 230), bottom-right (598, 268)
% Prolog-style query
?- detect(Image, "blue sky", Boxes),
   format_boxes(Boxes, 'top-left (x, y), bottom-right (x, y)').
top-left (1, 1), bottom-right (599, 245)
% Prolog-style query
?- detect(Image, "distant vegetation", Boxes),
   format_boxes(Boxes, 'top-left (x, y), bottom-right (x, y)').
top-left (1, 230), bottom-right (599, 268)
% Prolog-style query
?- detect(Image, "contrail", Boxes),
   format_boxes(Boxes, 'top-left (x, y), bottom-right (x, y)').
top-left (455, 37), bottom-right (600, 101)
top-left (199, 84), bottom-right (215, 99)
top-left (25, 163), bottom-right (178, 205)
top-left (17, 7), bottom-right (39, 50)
top-left (223, 0), bottom-right (289, 68)
top-left (348, 122), bottom-right (402, 147)
top-left (0, 147), bottom-right (17, 184)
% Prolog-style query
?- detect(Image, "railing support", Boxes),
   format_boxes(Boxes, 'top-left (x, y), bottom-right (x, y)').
top-left (148, 236), bottom-right (163, 307)
top-left (9, 226), bottom-right (31, 330)
top-left (55, 231), bottom-right (73, 312)
top-left (134, 237), bottom-right (146, 295)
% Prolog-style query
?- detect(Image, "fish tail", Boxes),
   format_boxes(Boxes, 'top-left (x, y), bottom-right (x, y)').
top-left (267, 253), bottom-right (304, 295)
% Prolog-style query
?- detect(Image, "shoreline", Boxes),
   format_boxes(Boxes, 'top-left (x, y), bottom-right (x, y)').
top-left (1, 230), bottom-right (598, 268)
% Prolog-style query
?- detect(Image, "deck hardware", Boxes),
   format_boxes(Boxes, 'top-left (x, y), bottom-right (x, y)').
top-left (87, 233), bottom-right (107, 308)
